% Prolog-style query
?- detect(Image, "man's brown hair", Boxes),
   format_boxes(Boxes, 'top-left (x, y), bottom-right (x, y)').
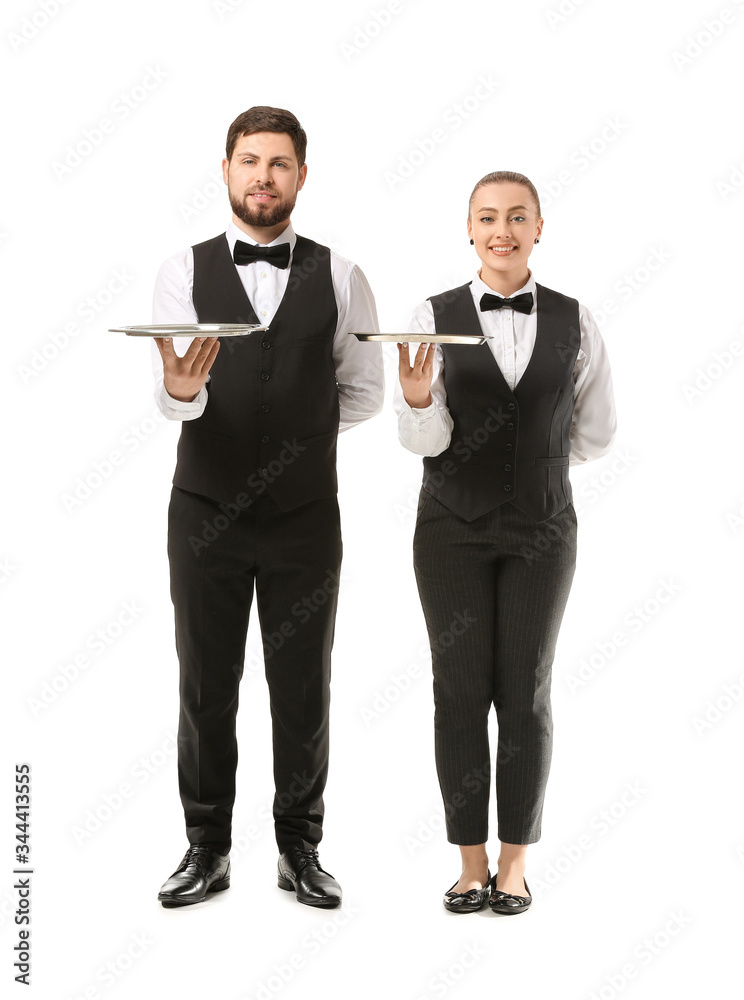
top-left (225, 106), bottom-right (307, 166)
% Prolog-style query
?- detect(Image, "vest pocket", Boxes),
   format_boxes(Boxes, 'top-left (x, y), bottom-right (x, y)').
top-left (295, 428), bottom-right (338, 459)
top-left (534, 456), bottom-right (570, 508)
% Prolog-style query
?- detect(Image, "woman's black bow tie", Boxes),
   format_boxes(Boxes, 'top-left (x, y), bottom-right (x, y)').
top-left (479, 291), bottom-right (533, 314)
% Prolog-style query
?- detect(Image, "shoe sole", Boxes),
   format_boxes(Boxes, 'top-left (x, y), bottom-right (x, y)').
top-left (277, 876), bottom-right (341, 908)
top-left (159, 876), bottom-right (231, 907)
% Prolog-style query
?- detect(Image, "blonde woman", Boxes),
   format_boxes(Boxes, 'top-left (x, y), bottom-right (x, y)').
top-left (395, 171), bottom-right (616, 914)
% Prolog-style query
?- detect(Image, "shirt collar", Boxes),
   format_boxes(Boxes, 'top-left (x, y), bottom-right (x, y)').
top-left (471, 268), bottom-right (536, 308)
top-left (226, 218), bottom-right (296, 253)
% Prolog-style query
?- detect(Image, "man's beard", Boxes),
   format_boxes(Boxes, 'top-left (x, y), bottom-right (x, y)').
top-left (229, 186), bottom-right (296, 230)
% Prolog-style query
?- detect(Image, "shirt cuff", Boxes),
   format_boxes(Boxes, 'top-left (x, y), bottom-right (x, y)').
top-left (401, 398), bottom-right (438, 419)
top-left (157, 382), bottom-right (206, 418)
top-left (163, 387), bottom-right (201, 408)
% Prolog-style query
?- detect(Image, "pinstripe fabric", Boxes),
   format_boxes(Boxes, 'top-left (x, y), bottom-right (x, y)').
top-left (413, 488), bottom-right (577, 845)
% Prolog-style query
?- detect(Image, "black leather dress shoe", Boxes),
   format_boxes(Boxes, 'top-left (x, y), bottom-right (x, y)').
top-left (277, 847), bottom-right (342, 908)
top-left (443, 869), bottom-right (491, 913)
top-left (488, 872), bottom-right (532, 914)
top-left (158, 845), bottom-right (230, 907)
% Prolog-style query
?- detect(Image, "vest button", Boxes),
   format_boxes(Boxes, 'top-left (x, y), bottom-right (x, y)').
top-left (261, 435), bottom-right (269, 444)
top-left (507, 402), bottom-right (515, 410)
top-left (261, 341), bottom-right (271, 349)
top-left (504, 484), bottom-right (512, 492)
top-left (504, 465), bottom-right (512, 471)
top-left (260, 371), bottom-right (270, 381)
top-left (261, 404), bottom-right (270, 413)
top-left (506, 443), bottom-right (513, 451)
top-left (507, 422), bottom-right (514, 429)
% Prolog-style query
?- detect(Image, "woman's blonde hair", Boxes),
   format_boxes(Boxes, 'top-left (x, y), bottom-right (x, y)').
top-left (468, 171), bottom-right (541, 219)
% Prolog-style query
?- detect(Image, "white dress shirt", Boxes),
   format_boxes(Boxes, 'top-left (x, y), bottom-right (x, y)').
top-left (393, 269), bottom-right (616, 464)
top-left (152, 219), bottom-right (384, 430)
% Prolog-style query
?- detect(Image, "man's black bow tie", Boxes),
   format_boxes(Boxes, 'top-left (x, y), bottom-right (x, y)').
top-left (480, 291), bottom-right (533, 315)
top-left (233, 239), bottom-right (291, 269)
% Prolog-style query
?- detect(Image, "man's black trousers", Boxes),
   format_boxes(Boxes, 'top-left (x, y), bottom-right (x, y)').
top-left (167, 485), bottom-right (343, 854)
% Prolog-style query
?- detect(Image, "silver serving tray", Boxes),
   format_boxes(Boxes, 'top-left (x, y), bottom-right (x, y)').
top-left (109, 323), bottom-right (268, 337)
top-left (352, 332), bottom-right (491, 345)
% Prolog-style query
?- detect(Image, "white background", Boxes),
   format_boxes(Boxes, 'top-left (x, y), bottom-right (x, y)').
top-left (4, 0), bottom-right (744, 996)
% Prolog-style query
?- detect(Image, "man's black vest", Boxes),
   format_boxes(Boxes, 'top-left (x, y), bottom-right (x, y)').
top-left (422, 282), bottom-right (580, 522)
top-left (172, 233), bottom-right (340, 510)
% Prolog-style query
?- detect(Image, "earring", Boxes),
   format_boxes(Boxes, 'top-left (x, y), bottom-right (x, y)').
top-left (534, 238), bottom-right (540, 244)
top-left (470, 239), bottom-right (474, 245)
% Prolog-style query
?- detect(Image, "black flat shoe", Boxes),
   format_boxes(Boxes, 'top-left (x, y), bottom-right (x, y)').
top-left (443, 869), bottom-right (491, 913)
top-left (158, 845), bottom-right (230, 907)
top-left (488, 872), bottom-right (532, 915)
top-left (277, 847), bottom-right (342, 908)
